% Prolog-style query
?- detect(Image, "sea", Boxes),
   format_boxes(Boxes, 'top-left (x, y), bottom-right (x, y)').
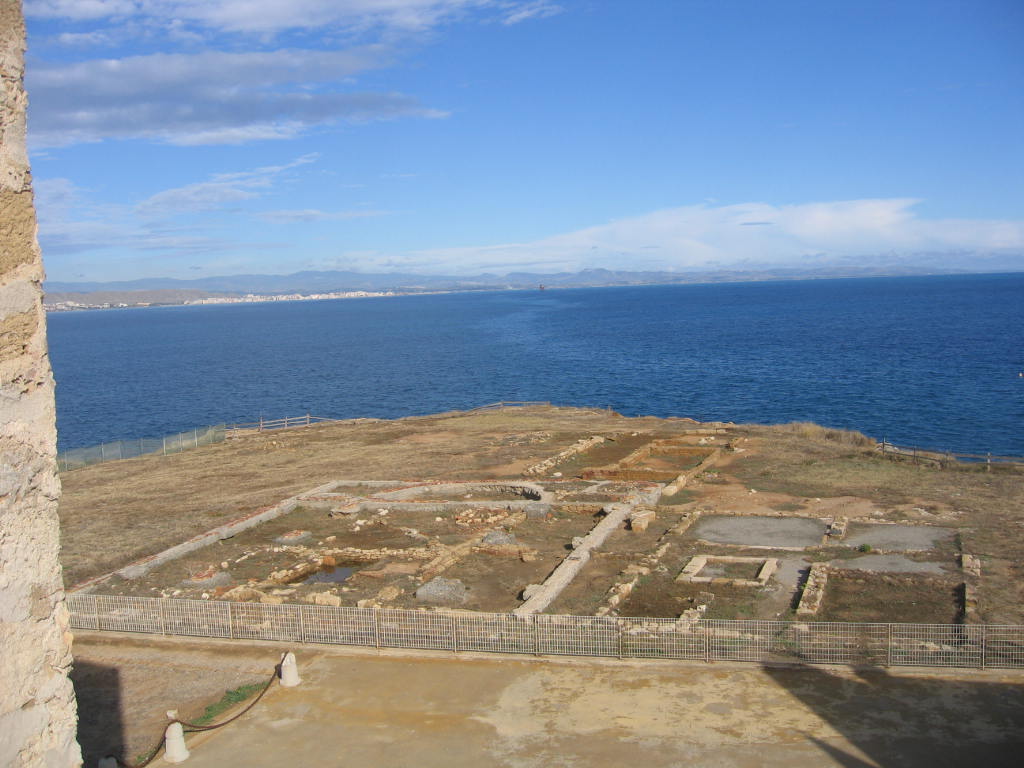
top-left (47, 273), bottom-right (1024, 456)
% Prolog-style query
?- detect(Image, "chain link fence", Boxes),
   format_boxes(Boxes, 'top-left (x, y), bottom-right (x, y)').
top-left (57, 424), bottom-right (226, 472)
top-left (67, 593), bottom-right (1024, 670)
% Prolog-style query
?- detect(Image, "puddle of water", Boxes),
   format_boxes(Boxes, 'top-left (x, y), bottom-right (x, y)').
top-left (303, 565), bottom-right (354, 584)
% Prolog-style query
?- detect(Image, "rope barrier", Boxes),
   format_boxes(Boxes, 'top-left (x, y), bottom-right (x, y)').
top-left (109, 661), bottom-right (282, 768)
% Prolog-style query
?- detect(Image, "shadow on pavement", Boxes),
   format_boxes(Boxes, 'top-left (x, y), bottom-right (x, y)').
top-left (762, 663), bottom-right (1024, 768)
top-left (72, 660), bottom-right (124, 766)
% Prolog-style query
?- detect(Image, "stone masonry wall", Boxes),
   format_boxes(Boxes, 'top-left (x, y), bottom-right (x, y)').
top-left (0, 2), bottom-right (82, 765)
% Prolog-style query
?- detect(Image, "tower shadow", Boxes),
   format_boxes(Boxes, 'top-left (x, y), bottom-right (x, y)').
top-left (761, 663), bottom-right (1024, 768)
top-left (71, 660), bottom-right (124, 766)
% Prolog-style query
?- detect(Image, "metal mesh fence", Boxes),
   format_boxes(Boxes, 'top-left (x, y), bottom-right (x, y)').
top-left (57, 424), bottom-right (226, 471)
top-left (66, 593), bottom-right (1024, 670)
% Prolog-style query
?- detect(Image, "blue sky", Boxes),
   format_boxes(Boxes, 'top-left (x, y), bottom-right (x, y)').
top-left (24, 0), bottom-right (1024, 282)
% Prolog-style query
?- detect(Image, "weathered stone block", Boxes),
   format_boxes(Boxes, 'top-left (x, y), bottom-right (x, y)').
top-left (415, 578), bottom-right (468, 605)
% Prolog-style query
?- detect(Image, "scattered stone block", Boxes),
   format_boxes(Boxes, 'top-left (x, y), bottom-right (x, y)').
top-left (522, 584), bottom-right (543, 600)
top-left (482, 530), bottom-right (518, 547)
top-left (961, 554), bottom-right (982, 579)
top-left (415, 577), bottom-right (468, 605)
top-left (630, 508), bottom-right (657, 532)
top-left (376, 585), bottom-right (402, 602)
top-left (624, 564), bottom-right (650, 576)
top-left (524, 502), bottom-right (552, 519)
top-left (183, 565), bottom-right (231, 588)
top-left (274, 529), bottom-right (312, 544)
top-left (222, 586), bottom-right (266, 602)
top-left (309, 592), bottom-right (341, 607)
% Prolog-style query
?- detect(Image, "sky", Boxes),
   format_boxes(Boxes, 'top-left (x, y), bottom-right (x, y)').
top-left (24, 0), bottom-right (1024, 282)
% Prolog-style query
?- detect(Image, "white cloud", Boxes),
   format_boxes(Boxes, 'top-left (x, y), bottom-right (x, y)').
top-left (26, 0), bottom-right (138, 21)
top-left (27, 48), bottom-right (446, 147)
top-left (26, 0), bottom-right (559, 37)
top-left (41, 181), bottom-right (1024, 280)
top-left (135, 155), bottom-right (318, 217)
top-left (259, 209), bottom-right (390, 222)
top-left (34, 177), bottom-right (237, 258)
top-left (35, 156), bottom-right (320, 264)
top-left (26, 1), bottom-right (560, 147)
top-left (377, 199), bottom-right (1024, 274)
top-left (55, 30), bottom-right (114, 46)
top-left (500, 1), bottom-right (563, 25)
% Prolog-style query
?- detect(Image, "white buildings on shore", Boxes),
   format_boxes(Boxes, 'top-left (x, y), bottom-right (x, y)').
top-left (187, 290), bottom-right (394, 305)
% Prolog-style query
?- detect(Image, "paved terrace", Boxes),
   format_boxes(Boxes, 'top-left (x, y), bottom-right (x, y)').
top-left (73, 634), bottom-right (1024, 768)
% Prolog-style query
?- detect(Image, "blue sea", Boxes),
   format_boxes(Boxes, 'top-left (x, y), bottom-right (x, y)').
top-left (47, 273), bottom-right (1024, 456)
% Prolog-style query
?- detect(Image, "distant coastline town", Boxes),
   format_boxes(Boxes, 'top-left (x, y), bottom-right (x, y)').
top-left (44, 289), bottom-right (402, 312)
top-left (42, 265), bottom-right (1002, 313)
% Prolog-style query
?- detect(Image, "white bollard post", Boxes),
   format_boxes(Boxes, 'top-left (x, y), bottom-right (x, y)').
top-left (97, 758), bottom-right (118, 768)
top-left (163, 721), bottom-right (190, 763)
top-left (279, 651), bottom-right (301, 687)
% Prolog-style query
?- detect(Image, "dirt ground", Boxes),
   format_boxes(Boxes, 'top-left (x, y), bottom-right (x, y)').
top-left (59, 407), bottom-right (1024, 623)
top-left (59, 407), bottom-right (695, 586)
top-left (71, 633), bottom-right (1024, 768)
top-left (723, 424), bottom-right (1024, 621)
top-left (72, 633), bottom-right (271, 765)
top-left (62, 413), bottom-right (1024, 768)
top-left (816, 571), bottom-right (963, 624)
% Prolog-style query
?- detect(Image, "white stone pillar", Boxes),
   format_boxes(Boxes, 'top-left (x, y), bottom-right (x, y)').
top-left (279, 652), bottom-right (301, 687)
top-left (163, 722), bottom-right (190, 764)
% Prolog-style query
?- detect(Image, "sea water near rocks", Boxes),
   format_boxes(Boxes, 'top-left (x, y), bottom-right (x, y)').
top-left (47, 273), bottom-right (1024, 455)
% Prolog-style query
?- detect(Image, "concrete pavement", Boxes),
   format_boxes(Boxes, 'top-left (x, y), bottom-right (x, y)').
top-left (171, 645), bottom-right (1024, 768)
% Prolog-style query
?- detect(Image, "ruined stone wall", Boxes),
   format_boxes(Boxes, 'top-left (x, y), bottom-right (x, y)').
top-left (0, 1), bottom-right (82, 765)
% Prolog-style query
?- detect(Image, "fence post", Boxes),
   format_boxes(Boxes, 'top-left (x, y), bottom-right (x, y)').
top-left (93, 596), bottom-right (102, 631)
top-left (373, 609), bottom-right (381, 648)
top-left (159, 599), bottom-right (167, 635)
top-left (162, 436), bottom-right (167, 455)
top-left (259, 415), bottom-right (264, 432)
top-left (194, 428), bottom-right (199, 449)
top-left (306, 412), bottom-right (311, 426)
top-left (980, 625), bottom-right (987, 670)
top-left (533, 617), bottom-right (540, 655)
top-left (227, 602), bottom-right (234, 639)
top-left (298, 605), bottom-right (306, 644)
top-left (704, 625), bottom-right (711, 663)
top-left (451, 613), bottom-right (459, 654)
top-left (886, 624), bottom-right (893, 667)
top-left (987, 453), bottom-right (992, 473)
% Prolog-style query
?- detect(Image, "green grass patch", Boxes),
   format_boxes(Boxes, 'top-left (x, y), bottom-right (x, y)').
top-left (192, 682), bottom-right (265, 726)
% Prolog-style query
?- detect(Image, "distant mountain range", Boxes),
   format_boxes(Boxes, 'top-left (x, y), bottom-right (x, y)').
top-left (45, 264), bottom-right (1000, 303)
